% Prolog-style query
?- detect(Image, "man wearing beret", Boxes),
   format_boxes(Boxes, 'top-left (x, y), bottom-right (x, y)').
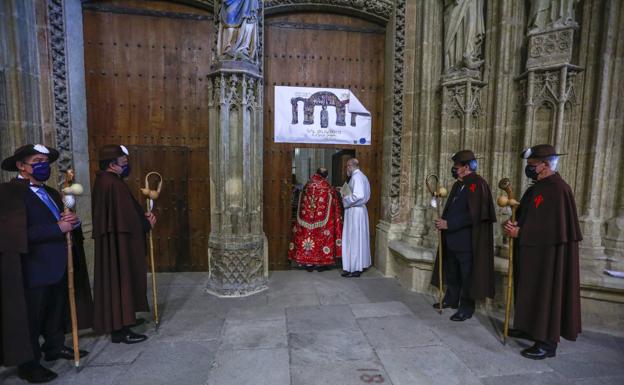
top-left (504, 144), bottom-right (582, 359)
top-left (92, 145), bottom-right (156, 344)
top-left (0, 144), bottom-right (91, 383)
top-left (431, 150), bottom-right (497, 321)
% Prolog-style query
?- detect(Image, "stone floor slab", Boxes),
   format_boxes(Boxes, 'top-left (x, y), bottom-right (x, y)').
top-left (220, 319), bottom-right (287, 350)
top-left (350, 301), bottom-right (413, 319)
top-left (115, 340), bottom-right (218, 385)
top-left (287, 305), bottom-right (359, 334)
top-left (83, 335), bottom-right (152, 366)
top-left (546, 350), bottom-right (624, 379)
top-left (315, 280), bottom-right (370, 305)
top-left (357, 315), bottom-right (441, 349)
top-left (268, 292), bottom-right (320, 309)
top-left (479, 372), bottom-right (570, 385)
top-left (225, 305), bottom-right (286, 322)
top-left (290, 359), bottom-right (391, 385)
top-left (354, 278), bottom-right (406, 303)
top-left (156, 312), bottom-right (224, 342)
top-left (377, 346), bottom-right (483, 385)
top-left (289, 329), bottom-right (377, 364)
top-left (207, 348), bottom-right (290, 385)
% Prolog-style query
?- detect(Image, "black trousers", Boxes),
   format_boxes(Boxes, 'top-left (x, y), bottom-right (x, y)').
top-left (443, 249), bottom-right (475, 315)
top-left (19, 279), bottom-right (67, 369)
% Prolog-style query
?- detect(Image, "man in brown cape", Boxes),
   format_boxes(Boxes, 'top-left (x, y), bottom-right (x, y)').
top-left (0, 144), bottom-right (92, 383)
top-left (92, 145), bottom-right (156, 344)
top-left (504, 144), bottom-right (582, 360)
top-left (431, 150), bottom-right (496, 321)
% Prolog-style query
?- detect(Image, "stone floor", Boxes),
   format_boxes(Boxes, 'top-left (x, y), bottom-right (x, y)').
top-left (1, 269), bottom-right (624, 385)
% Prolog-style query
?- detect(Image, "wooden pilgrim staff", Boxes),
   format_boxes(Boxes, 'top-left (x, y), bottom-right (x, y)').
top-left (61, 170), bottom-right (84, 369)
top-left (141, 172), bottom-right (163, 326)
top-left (497, 178), bottom-right (519, 344)
top-left (425, 174), bottom-right (448, 314)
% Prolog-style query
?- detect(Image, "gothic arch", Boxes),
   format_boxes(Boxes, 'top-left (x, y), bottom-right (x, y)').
top-left (264, 0), bottom-right (393, 25)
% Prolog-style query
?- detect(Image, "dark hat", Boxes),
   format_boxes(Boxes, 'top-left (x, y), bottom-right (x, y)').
top-left (1, 144), bottom-right (60, 171)
top-left (451, 150), bottom-right (476, 163)
top-left (521, 144), bottom-right (566, 159)
top-left (98, 144), bottom-right (129, 161)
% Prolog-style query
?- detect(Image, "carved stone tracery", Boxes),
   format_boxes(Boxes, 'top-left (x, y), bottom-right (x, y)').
top-left (389, 0), bottom-right (406, 220)
top-left (48, 0), bottom-right (73, 176)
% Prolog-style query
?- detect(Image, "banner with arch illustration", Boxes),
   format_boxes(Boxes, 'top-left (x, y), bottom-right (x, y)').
top-left (274, 86), bottom-right (371, 145)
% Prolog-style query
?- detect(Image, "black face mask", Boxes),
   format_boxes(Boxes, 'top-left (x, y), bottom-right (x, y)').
top-left (319, 171), bottom-right (329, 179)
top-left (451, 166), bottom-right (459, 179)
top-left (525, 164), bottom-right (539, 180)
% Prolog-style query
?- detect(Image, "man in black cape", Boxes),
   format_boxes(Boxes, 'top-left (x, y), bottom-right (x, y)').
top-left (92, 145), bottom-right (156, 344)
top-left (504, 144), bottom-right (582, 359)
top-left (0, 144), bottom-right (92, 383)
top-left (431, 150), bottom-right (497, 321)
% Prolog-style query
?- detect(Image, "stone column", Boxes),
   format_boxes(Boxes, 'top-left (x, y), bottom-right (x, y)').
top-left (206, 0), bottom-right (267, 297)
top-left (0, 0), bottom-right (43, 182)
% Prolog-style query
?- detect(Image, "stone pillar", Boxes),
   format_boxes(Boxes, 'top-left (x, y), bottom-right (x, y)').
top-left (206, 0), bottom-right (267, 297)
top-left (0, 0), bottom-right (43, 182)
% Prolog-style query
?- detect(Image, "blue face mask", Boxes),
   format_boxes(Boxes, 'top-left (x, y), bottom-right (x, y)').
top-left (118, 163), bottom-right (131, 178)
top-left (30, 161), bottom-right (51, 182)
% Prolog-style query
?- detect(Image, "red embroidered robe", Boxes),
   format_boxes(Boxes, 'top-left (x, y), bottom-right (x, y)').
top-left (289, 174), bottom-right (343, 266)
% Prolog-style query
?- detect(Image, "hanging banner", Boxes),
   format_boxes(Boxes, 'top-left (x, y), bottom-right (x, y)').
top-left (274, 86), bottom-right (371, 145)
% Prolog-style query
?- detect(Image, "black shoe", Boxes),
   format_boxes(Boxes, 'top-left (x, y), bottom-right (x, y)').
top-left (305, 265), bottom-right (314, 272)
top-left (44, 346), bottom-right (89, 361)
top-left (341, 270), bottom-right (351, 277)
top-left (520, 343), bottom-right (556, 360)
top-left (111, 329), bottom-right (148, 344)
top-left (432, 302), bottom-right (458, 310)
top-left (507, 328), bottom-right (532, 340)
top-left (450, 311), bottom-right (472, 322)
top-left (349, 271), bottom-right (361, 278)
top-left (17, 365), bottom-right (58, 383)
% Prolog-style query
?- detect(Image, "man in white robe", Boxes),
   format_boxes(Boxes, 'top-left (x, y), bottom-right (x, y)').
top-left (341, 158), bottom-right (371, 278)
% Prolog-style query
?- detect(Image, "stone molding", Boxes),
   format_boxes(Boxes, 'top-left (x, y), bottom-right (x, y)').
top-left (264, 0), bottom-right (393, 24)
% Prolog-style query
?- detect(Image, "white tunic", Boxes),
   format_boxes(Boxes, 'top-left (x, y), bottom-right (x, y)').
top-left (341, 169), bottom-right (371, 272)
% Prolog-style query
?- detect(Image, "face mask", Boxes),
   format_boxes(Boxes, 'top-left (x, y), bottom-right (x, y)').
top-left (451, 166), bottom-right (459, 179)
top-left (525, 164), bottom-right (539, 180)
top-left (117, 162), bottom-right (131, 178)
top-left (319, 171), bottom-right (329, 179)
top-left (30, 162), bottom-right (51, 182)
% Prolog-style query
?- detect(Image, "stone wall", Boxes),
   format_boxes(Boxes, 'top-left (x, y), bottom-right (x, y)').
top-left (377, 0), bottom-right (624, 333)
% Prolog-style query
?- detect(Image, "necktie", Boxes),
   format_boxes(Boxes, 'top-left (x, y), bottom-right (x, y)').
top-left (35, 188), bottom-right (61, 220)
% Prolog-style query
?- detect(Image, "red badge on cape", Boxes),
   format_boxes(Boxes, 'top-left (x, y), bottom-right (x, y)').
top-left (469, 183), bottom-right (476, 193)
top-left (534, 193), bottom-right (544, 208)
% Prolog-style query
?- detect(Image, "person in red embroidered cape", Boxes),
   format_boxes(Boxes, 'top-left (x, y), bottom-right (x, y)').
top-left (504, 144), bottom-right (582, 360)
top-left (288, 167), bottom-right (342, 272)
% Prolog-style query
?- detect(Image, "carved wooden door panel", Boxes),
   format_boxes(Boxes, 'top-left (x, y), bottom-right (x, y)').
top-left (264, 12), bottom-right (386, 270)
top-left (83, 1), bottom-right (213, 271)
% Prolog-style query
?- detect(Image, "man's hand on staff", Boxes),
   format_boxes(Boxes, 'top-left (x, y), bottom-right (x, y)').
top-left (58, 212), bottom-right (80, 233)
top-left (145, 212), bottom-right (157, 228)
top-left (434, 218), bottom-right (448, 230)
top-left (503, 220), bottom-right (519, 238)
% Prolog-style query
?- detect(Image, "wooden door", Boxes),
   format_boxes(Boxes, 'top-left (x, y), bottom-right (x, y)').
top-left (264, 13), bottom-right (386, 270)
top-left (83, 1), bottom-right (212, 271)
